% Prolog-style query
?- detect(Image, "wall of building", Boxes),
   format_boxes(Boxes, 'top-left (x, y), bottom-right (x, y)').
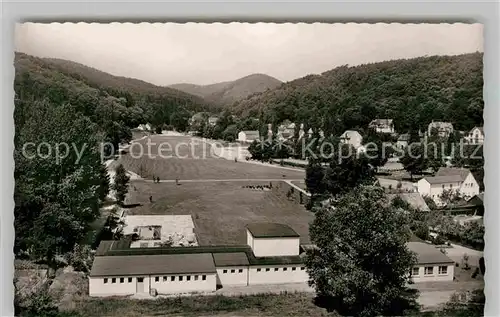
top-left (248, 265), bottom-right (309, 285)
top-left (460, 173), bottom-right (480, 199)
top-left (216, 266), bottom-right (249, 286)
top-left (251, 236), bottom-right (300, 257)
top-left (150, 273), bottom-right (216, 295)
top-left (410, 264), bottom-right (454, 283)
top-left (89, 275), bottom-right (150, 297)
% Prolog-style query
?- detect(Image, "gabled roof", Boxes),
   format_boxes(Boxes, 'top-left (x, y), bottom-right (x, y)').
top-left (428, 121), bottom-right (454, 130)
top-left (212, 252), bottom-right (249, 267)
top-left (90, 253), bottom-right (216, 277)
top-left (407, 242), bottom-right (455, 265)
top-left (469, 126), bottom-right (484, 134)
top-left (397, 133), bottom-right (410, 141)
top-left (246, 223), bottom-right (300, 238)
top-left (369, 119), bottom-right (393, 127)
top-left (340, 130), bottom-right (362, 139)
top-left (435, 167), bottom-right (471, 182)
top-left (422, 175), bottom-right (464, 185)
top-left (239, 130), bottom-right (260, 137)
top-left (388, 193), bottom-right (430, 211)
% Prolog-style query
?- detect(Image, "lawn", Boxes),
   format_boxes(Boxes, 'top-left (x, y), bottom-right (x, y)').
top-left (124, 181), bottom-right (314, 245)
top-left (117, 135), bottom-right (305, 180)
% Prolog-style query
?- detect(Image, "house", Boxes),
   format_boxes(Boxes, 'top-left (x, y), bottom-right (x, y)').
top-left (407, 242), bottom-right (455, 282)
top-left (339, 130), bottom-right (363, 149)
top-left (208, 116), bottom-right (219, 127)
top-left (387, 193), bottom-right (430, 211)
top-left (417, 167), bottom-right (480, 205)
top-left (463, 127), bottom-right (484, 145)
top-left (467, 193), bottom-right (484, 216)
top-left (369, 119), bottom-right (394, 134)
top-left (89, 223), bottom-right (308, 297)
top-left (277, 122), bottom-right (296, 141)
top-left (397, 133), bottom-right (410, 149)
top-left (427, 121), bottom-right (454, 138)
top-left (237, 131), bottom-right (260, 143)
top-left (137, 123), bottom-right (152, 131)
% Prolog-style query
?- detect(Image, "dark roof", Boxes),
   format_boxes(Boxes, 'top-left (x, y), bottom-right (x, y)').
top-left (213, 252), bottom-right (250, 267)
top-left (422, 175), bottom-right (464, 184)
top-left (397, 133), bottom-right (410, 141)
top-left (435, 167), bottom-right (471, 182)
top-left (90, 253), bottom-right (216, 277)
top-left (407, 242), bottom-right (455, 265)
top-left (104, 244), bottom-right (251, 257)
top-left (247, 254), bottom-right (304, 266)
top-left (246, 223), bottom-right (300, 238)
top-left (369, 119), bottom-right (393, 127)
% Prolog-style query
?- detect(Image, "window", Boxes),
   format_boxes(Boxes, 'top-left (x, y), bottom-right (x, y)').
top-left (171, 276), bottom-right (175, 282)
top-left (438, 266), bottom-right (448, 275)
top-left (223, 269), bottom-right (228, 274)
top-left (412, 267), bottom-right (419, 276)
top-left (442, 184), bottom-right (445, 189)
top-left (187, 276), bottom-right (191, 281)
top-left (424, 267), bottom-right (434, 275)
top-left (163, 276), bottom-right (168, 282)
top-left (238, 269), bottom-right (243, 273)
top-left (202, 275), bottom-right (206, 281)
top-left (274, 268), bottom-right (279, 272)
top-left (266, 268), bottom-right (270, 272)
top-left (283, 267), bottom-right (288, 271)
top-left (128, 277), bottom-right (132, 283)
top-left (292, 267), bottom-right (296, 271)
top-left (120, 277), bottom-right (124, 283)
top-left (104, 278), bottom-right (108, 284)
top-left (155, 276), bottom-right (159, 282)
top-left (257, 268), bottom-right (262, 272)
top-left (194, 275), bottom-right (199, 281)
top-left (179, 276), bottom-right (183, 281)
top-left (300, 267), bottom-right (305, 271)
top-left (111, 278), bottom-right (116, 284)
top-left (137, 277), bottom-right (144, 283)
top-left (231, 269), bottom-right (235, 273)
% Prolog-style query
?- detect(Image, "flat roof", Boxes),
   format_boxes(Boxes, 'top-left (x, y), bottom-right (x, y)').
top-left (89, 253), bottom-right (216, 277)
top-left (407, 242), bottom-right (455, 265)
top-left (212, 252), bottom-right (250, 267)
top-left (246, 223), bottom-right (300, 238)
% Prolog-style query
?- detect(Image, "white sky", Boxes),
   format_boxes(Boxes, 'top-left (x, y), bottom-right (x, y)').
top-left (15, 22), bottom-right (483, 86)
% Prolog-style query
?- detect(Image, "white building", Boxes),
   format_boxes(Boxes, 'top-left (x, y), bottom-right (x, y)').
top-left (339, 130), bottom-right (363, 149)
top-left (427, 121), bottom-right (454, 138)
top-left (369, 119), bottom-right (394, 134)
top-left (246, 223), bottom-right (300, 257)
top-left (408, 242), bottom-right (455, 283)
top-left (397, 133), bottom-right (410, 149)
top-left (237, 130), bottom-right (260, 143)
top-left (463, 127), bottom-right (484, 145)
top-left (417, 167), bottom-right (480, 205)
top-left (208, 116), bottom-right (219, 127)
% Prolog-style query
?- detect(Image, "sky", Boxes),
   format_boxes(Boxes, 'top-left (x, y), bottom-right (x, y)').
top-left (15, 22), bottom-right (483, 86)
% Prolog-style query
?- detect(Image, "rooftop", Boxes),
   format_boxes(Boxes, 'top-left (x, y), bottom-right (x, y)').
top-left (422, 175), bottom-right (464, 185)
top-left (90, 253), bottom-right (216, 277)
top-left (407, 242), bottom-right (455, 265)
top-left (246, 223), bottom-right (300, 238)
top-left (435, 167), bottom-right (471, 182)
top-left (212, 252), bottom-right (250, 267)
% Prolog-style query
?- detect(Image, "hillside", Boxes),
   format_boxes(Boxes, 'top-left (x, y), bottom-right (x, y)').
top-left (170, 73), bottom-right (282, 106)
top-left (233, 53), bottom-right (484, 136)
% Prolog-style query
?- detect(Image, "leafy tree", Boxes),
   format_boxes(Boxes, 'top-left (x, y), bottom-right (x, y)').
top-left (400, 143), bottom-right (429, 180)
top-left (112, 164), bottom-right (130, 206)
top-left (306, 185), bottom-right (418, 317)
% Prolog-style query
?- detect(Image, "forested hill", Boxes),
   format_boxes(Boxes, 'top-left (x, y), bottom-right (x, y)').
top-left (15, 52), bottom-right (218, 128)
top-left (170, 73), bottom-right (282, 107)
top-left (233, 53), bottom-right (483, 135)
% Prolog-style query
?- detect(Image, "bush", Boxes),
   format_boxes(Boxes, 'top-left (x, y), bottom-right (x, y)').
top-left (433, 234), bottom-right (446, 245)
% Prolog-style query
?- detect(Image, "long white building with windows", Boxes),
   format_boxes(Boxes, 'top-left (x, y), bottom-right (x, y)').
top-left (89, 223), bottom-right (456, 297)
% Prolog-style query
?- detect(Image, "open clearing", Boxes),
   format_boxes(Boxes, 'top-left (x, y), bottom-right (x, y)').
top-left (124, 181), bottom-right (314, 245)
top-left (118, 135), bottom-right (305, 180)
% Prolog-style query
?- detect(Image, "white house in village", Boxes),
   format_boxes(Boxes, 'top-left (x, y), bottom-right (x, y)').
top-left (277, 122), bottom-right (296, 141)
top-left (427, 121), bottom-right (454, 138)
top-left (237, 130), bottom-right (260, 143)
top-left (407, 242), bottom-right (455, 283)
top-left (397, 133), bottom-right (410, 149)
top-left (417, 167), bottom-right (480, 205)
top-left (463, 126), bottom-right (484, 145)
top-left (339, 130), bottom-right (363, 149)
top-left (89, 222), bottom-right (456, 297)
top-left (208, 116), bottom-right (219, 127)
top-left (369, 119), bottom-right (394, 134)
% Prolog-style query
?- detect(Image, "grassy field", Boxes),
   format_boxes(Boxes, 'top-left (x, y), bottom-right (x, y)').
top-left (69, 292), bottom-right (336, 317)
top-left (118, 135), bottom-right (305, 180)
top-left (124, 181), bottom-right (314, 245)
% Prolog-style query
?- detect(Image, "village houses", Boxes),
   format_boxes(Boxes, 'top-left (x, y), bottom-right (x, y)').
top-left (369, 119), bottom-right (395, 134)
top-left (427, 121), bottom-right (454, 138)
top-left (339, 130), bottom-right (363, 149)
top-left (463, 126), bottom-right (484, 145)
top-left (417, 167), bottom-right (480, 206)
top-left (237, 130), bottom-right (260, 144)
